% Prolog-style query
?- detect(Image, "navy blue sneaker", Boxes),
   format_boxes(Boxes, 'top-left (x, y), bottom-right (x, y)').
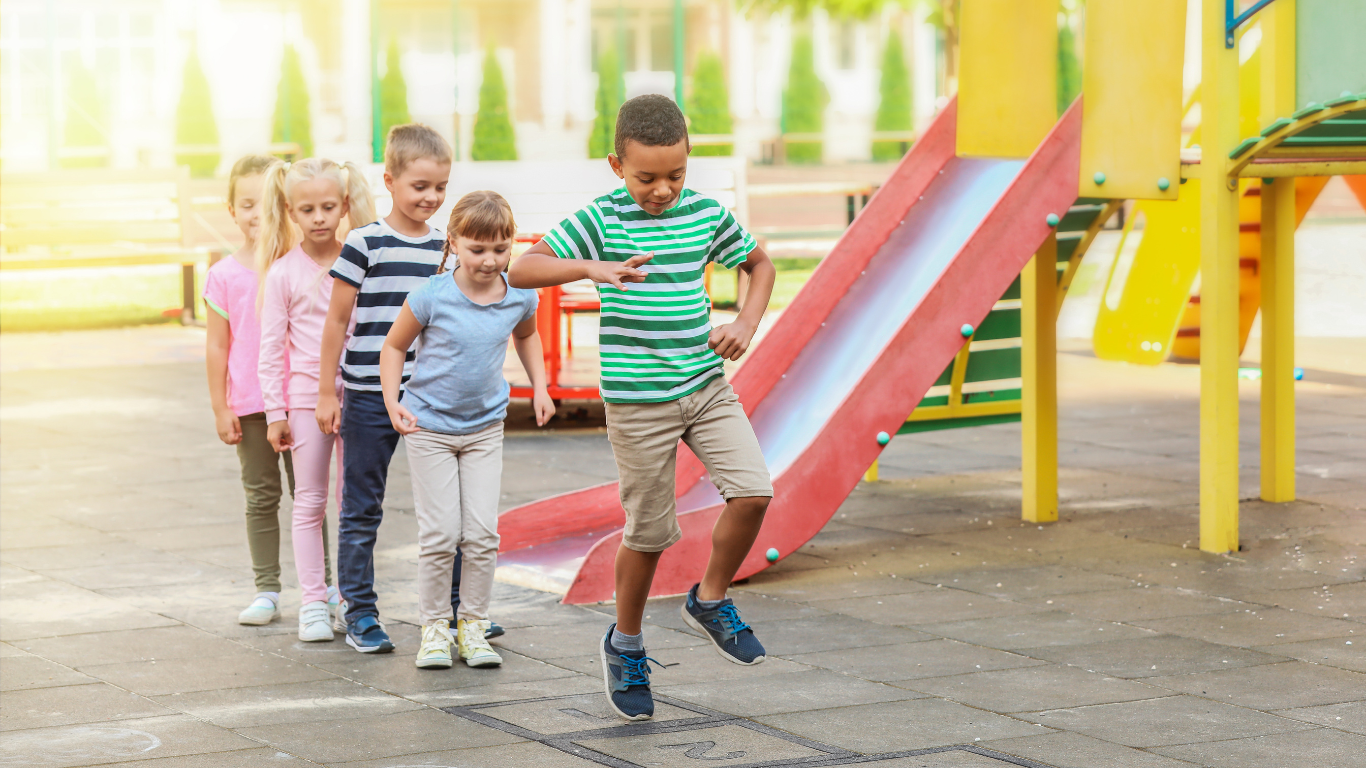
top-left (600, 624), bottom-right (660, 721)
top-left (345, 615), bottom-right (395, 654)
top-left (485, 622), bottom-right (505, 640)
top-left (681, 584), bottom-right (766, 665)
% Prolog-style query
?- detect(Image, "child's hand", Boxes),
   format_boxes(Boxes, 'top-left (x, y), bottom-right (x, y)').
top-left (586, 252), bottom-right (652, 290)
top-left (267, 420), bottom-right (293, 452)
top-left (387, 402), bottom-right (420, 435)
top-left (316, 395), bottom-right (341, 435)
top-left (708, 318), bottom-right (757, 361)
top-left (214, 409), bottom-right (242, 445)
top-left (532, 388), bottom-right (556, 427)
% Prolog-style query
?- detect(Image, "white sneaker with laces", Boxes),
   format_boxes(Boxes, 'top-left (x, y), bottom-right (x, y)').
top-left (416, 620), bottom-right (454, 669)
top-left (298, 601), bottom-right (334, 642)
top-left (457, 619), bottom-right (503, 668)
top-left (238, 593), bottom-right (279, 626)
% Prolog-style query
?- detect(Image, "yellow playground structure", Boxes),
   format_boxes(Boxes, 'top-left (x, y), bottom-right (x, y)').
top-left (917, 0), bottom-right (1365, 554)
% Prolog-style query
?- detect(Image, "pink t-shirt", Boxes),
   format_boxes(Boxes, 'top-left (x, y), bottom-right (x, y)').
top-left (203, 256), bottom-right (267, 417)
top-left (258, 246), bottom-right (350, 424)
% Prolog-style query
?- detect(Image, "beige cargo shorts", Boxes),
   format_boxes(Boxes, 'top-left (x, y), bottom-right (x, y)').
top-left (604, 374), bottom-right (773, 552)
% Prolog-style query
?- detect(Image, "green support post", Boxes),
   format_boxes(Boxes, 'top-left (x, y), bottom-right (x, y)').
top-left (673, 0), bottom-right (684, 107)
top-left (371, 0), bottom-right (382, 162)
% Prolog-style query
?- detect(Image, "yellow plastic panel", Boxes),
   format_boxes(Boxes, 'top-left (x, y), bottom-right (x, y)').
top-left (956, 0), bottom-right (1057, 159)
top-left (1078, 0), bottom-right (1187, 200)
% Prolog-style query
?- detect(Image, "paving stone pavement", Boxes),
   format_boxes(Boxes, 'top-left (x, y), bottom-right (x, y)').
top-left (1, 329), bottom-right (1363, 768)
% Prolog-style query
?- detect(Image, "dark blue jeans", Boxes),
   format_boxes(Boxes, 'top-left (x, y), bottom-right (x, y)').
top-left (338, 388), bottom-right (460, 623)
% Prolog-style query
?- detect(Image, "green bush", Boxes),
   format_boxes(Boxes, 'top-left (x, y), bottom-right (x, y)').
top-left (872, 30), bottom-right (912, 162)
top-left (380, 39), bottom-right (411, 153)
top-left (61, 63), bottom-right (108, 169)
top-left (175, 48), bottom-right (220, 177)
top-left (1057, 19), bottom-right (1081, 116)
top-left (687, 51), bottom-right (733, 156)
top-left (271, 46), bottom-right (313, 159)
top-left (588, 48), bottom-right (624, 158)
top-left (781, 34), bottom-right (826, 164)
top-left (471, 47), bottom-right (517, 161)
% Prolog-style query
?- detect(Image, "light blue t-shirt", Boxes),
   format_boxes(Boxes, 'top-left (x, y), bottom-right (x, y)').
top-left (404, 270), bottom-right (539, 435)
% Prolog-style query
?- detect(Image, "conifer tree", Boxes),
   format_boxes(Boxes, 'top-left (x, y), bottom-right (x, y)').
top-left (380, 39), bottom-right (411, 153)
top-left (1057, 17), bottom-right (1081, 116)
top-left (687, 51), bottom-right (732, 156)
top-left (471, 47), bottom-right (517, 161)
top-left (588, 48), bottom-right (625, 158)
top-left (271, 46), bottom-right (313, 159)
top-left (175, 48), bottom-right (220, 177)
top-left (781, 34), bottom-right (827, 164)
top-left (61, 63), bottom-right (108, 169)
top-left (872, 30), bottom-right (912, 161)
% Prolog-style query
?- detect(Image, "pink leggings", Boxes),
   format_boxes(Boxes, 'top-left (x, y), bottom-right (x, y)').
top-left (289, 409), bottom-right (341, 604)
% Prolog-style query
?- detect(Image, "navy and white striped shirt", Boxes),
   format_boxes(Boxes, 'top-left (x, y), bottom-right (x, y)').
top-left (330, 220), bottom-right (444, 391)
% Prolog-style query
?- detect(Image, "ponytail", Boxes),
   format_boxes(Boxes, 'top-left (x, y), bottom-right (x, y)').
top-left (340, 161), bottom-right (377, 232)
top-left (255, 159), bottom-right (297, 309)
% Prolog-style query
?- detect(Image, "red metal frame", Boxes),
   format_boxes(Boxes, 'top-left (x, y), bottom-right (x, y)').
top-left (509, 235), bottom-right (601, 401)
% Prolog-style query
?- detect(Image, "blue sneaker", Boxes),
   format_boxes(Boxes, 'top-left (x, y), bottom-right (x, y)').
top-left (600, 624), bottom-right (660, 721)
top-left (485, 622), bottom-right (505, 640)
top-left (681, 584), bottom-right (766, 665)
top-left (345, 615), bottom-right (395, 654)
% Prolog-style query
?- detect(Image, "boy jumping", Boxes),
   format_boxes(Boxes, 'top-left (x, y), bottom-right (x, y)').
top-left (509, 94), bottom-right (777, 720)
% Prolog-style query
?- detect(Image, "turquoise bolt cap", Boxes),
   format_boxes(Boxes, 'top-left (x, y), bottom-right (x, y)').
top-left (765, 548), bottom-right (779, 563)
top-left (876, 431), bottom-right (891, 446)
top-left (1045, 213), bottom-right (1060, 227)
top-left (1294, 367), bottom-right (1304, 381)
top-left (1093, 171), bottom-right (1106, 185)
top-left (1157, 177), bottom-right (1170, 191)
top-left (960, 323), bottom-right (974, 337)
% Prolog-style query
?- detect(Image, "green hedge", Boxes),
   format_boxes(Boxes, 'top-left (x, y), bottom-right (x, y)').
top-left (271, 46), bottom-right (313, 158)
top-left (687, 51), bottom-right (733, 156)
top-left (61, 63), bottom-right (108, 169)
top-left (872, 30), bottom-right (912, 162)
top-left (588, 48), bottom-right (625, 158)
top-left (380, 39), bottom-right (412, 154)
top-left (175, 48), bottom-right (220, 178)
top-left (1058, 18), bottom-right (1081, 116)
top-left (472, 48), bottom-right (517, 161)
top-left (782, 34), bottom-right (826, 164)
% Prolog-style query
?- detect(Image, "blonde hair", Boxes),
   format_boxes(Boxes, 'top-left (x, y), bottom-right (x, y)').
top-left (228, 154), bottom-right (274, 209)
top-left (256, 157), bottom-right (378, 305)
top-left (438, 191), bottom-right (517, 273)
top-left (385, 123), bottom-right (453, 177)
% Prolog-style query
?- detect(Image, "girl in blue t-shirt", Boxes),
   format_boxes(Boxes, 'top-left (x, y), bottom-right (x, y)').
top-left (379, 191), bottom-right (554, 670)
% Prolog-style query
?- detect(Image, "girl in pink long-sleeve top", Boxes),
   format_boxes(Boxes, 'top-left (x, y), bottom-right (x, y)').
top-left (257, 157), bottom-right (376, 642)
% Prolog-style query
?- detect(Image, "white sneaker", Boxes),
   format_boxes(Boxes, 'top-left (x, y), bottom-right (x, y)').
top-left (298, 601), bottom-right (334, 642)
top-left (238, 593), bottom-right (279, 626)
top-left (457, 619), bottom-right (503, 668)
top-left (331, 595), bottom-right (348, 634)
top-left (416, 620), bottom-right (454, 669)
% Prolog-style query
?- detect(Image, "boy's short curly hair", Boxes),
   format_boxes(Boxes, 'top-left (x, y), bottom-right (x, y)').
top-left (614, 94), bottom-right (690, 158)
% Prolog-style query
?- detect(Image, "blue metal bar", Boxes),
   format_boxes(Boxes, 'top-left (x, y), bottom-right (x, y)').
top-left (1226, 0), bottom-right (1279, 47)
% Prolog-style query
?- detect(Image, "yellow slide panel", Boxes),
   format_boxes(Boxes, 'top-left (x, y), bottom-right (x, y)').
top-left (956, 0), bottom-right (1057, 159)
top-left (1078, 0), bottom-right (1186, 201)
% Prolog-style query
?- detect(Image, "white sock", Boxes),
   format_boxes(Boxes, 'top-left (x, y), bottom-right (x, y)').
top-left (252, 592), bottom-right (279, 607)
top-left (611, 627), bottom-right (644, 652)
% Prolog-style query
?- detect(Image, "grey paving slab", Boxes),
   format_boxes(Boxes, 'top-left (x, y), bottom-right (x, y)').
top-left (572, 723), bottom-right (831, 767)
top-left (918, 567), bottom-right (1136, 600)
top-left (1145, 661), bottom-right (1366, 710)
top-left (238, 708), bottom-right (523, 764)
top-left (112, 748), bottom-right (313, 767)
top-left (756, 614), bottom-right (936, 655)
top-left (1018, 634), bottom-right (1287, 678)
top-left (475, 691), bottom-right (703, 735)
top-left (918, 611), bottom-right (1156, 650)
top-left (1131, 606), bottom-right (1358, 647)
top-left (80, 648), bottom-right (338, 696)
top-left (0, 579), bottom-right (179, 642)
top-left (0, 518), bottom-right (122, 549)
top-left (857, 753), bottom-right (1044, 767)
top-left (1029, 586), bottom-right (1252, 621)
top-left (903, 664), bottom-right (1164, 713)
top-left (0, 683), bottom-right (172, 731)
top-left (982, 731), bottom-right (1199, 768)
top-left (1274, 700), bottom-right (1366, 735)
top-left (1021, 695), bottom-right (1313, 748)
top-left (0, 643), bottom-right (25, 658)
top-left (38, 559), bottom-right (245, 591)
top-left (0, 654), bottom-right (95, 691)
top-left (660, 669), bottom-right (925, 716)
top-left (316, 648), bottom-right (577, 696)
top-left (1252, 636), bottom-right (1366, 672)
top-left (632, 592), bottom-right (832, 634)
top-left (546, 646), bottom-right (810, 686)
top-left (16, 625), bottom-right (254, 667)
top-left (814, 588), bottom-right (1038, 627)
top-left (756, 698), bottom-right (1048, 753)
top-left (152, 677), bottom-right (425, 728)
top-left (789, 639), bottom-right (1045, 682)
top-left (0, 714), bottom-right (260, 768)
top-left (0, 543), bottom-right (181, 571)
top-left (325, 740), bottom-right (604, 768)
top-left (405, 673), bottom-right (601, 709)
top-left (1151, 727), bottom-right (1366, 768)
top-left (491, 620), bottom-right (704, 660)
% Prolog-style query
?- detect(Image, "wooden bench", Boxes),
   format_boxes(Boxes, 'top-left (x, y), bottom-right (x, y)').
top-left (0, 167), bottom-right (213, 324)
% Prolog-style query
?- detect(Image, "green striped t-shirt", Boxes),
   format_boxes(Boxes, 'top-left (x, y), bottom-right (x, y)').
top-left (543, 187), bottom-right (757, 403)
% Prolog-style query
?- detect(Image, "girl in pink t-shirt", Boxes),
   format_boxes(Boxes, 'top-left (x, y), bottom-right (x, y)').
top-left (205, 155), bottom-right (337, 628)
top-left (257, 157), bottom-right (375, 642)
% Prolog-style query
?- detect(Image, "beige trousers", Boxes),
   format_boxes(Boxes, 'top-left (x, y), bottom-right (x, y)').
top-left (406, 423), bottom-right (503, 624)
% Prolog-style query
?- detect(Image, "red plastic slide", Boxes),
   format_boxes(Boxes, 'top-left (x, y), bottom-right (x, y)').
top-left (497, 99), bottom-right (1084, 604)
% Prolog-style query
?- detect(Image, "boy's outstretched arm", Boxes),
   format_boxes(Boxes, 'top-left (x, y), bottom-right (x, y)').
top-left (508, 239), bottom-right (653, 290)
top-left (709, 244), bottom-right (776, 361)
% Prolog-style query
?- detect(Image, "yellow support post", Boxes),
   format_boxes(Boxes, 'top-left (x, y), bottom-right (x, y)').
top-left (956, 0), bottom-right (1057, 159)
top-left (1260, 0), bottom-right (1296, 503)
top-left (1022, 238), bottom-right (1058, 523)
top-left (864, 460), bottom-right (879, 483)
top-left (1198, 0), bottom-right (1241, 554)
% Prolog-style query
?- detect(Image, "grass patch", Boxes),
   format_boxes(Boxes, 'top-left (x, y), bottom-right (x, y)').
top-left (710, 257), bottom-right (821, 310)
top-left (1, 266), bottom-right (202, 333)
